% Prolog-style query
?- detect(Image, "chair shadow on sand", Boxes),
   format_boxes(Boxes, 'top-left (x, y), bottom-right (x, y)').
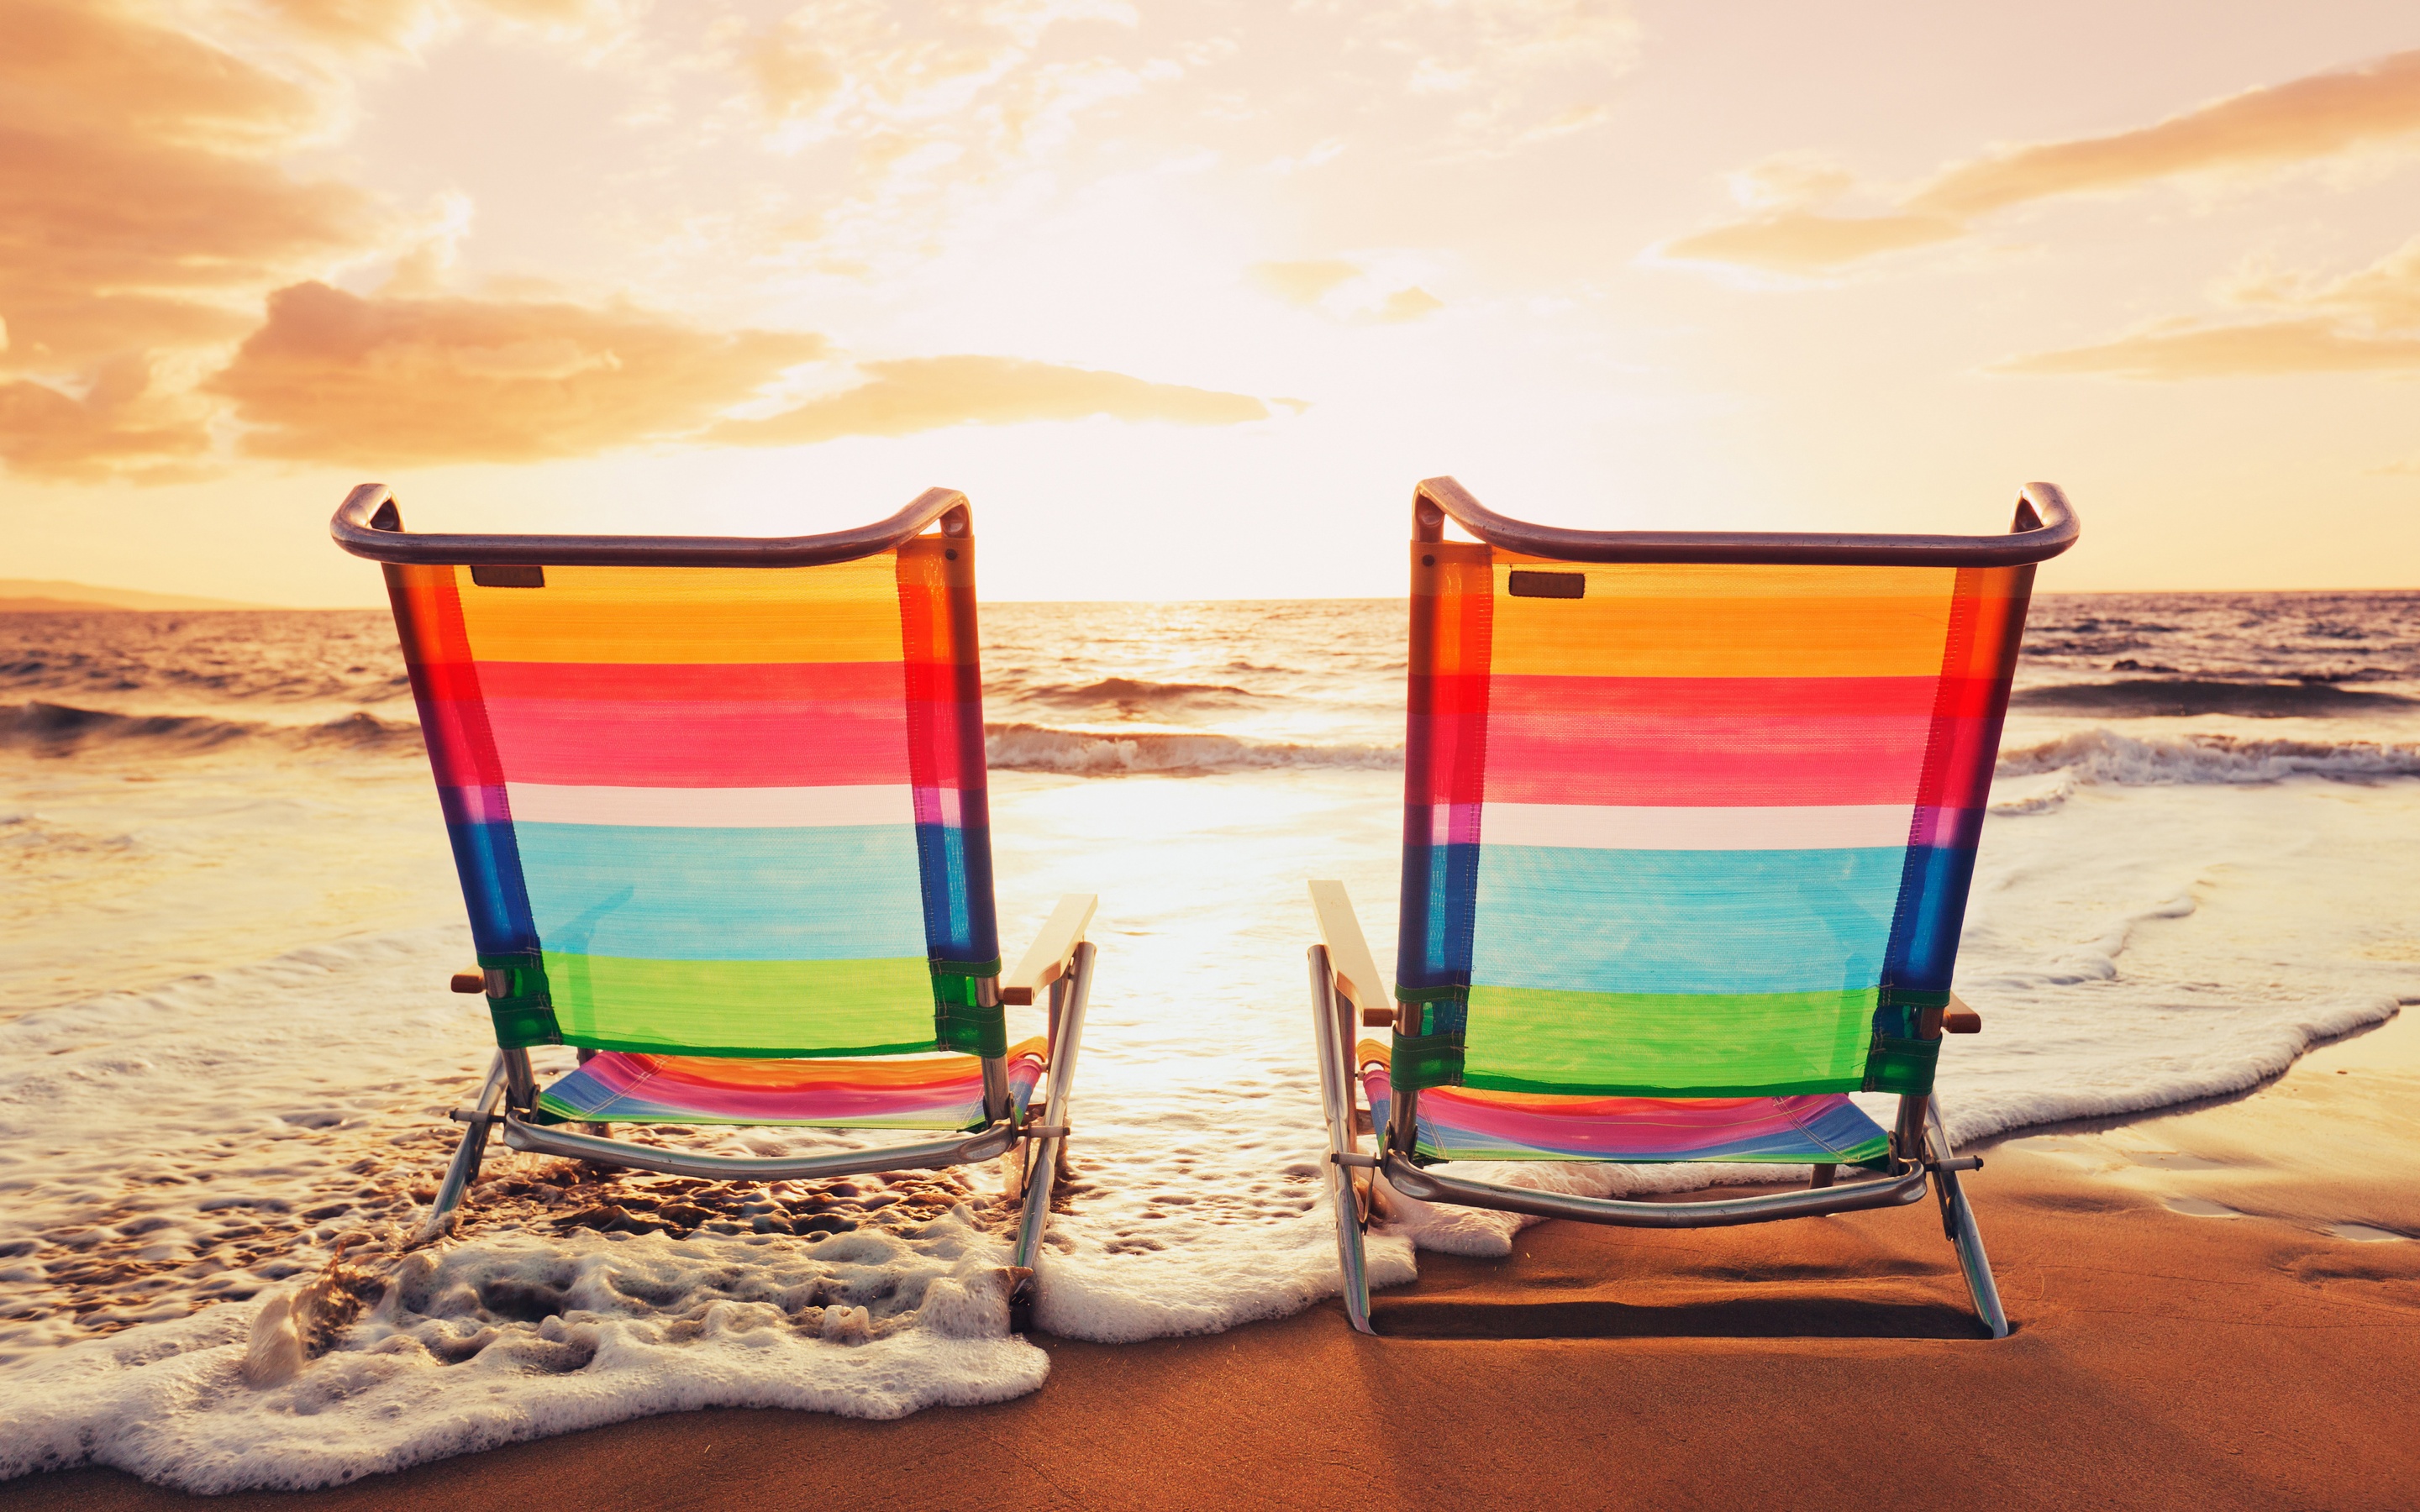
top-left (1360, 1206), bottom-right (2012, 1341)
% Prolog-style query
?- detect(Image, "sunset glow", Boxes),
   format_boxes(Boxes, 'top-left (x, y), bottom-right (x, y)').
top-left (7, 0), bottom-right (2420, 601)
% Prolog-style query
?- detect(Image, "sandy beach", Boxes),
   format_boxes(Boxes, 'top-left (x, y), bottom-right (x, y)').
top-left (12, 1003), bottom-right (2412, 1512)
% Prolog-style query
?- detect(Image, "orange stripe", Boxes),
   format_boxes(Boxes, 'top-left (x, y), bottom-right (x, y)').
top-left (452, 558), bottom-right (907, 664)
top-left (1490, 561), bottom-right (1960, 678)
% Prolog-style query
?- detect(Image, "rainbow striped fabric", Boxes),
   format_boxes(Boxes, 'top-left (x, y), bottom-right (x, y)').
top-left (386, 539), bottom-right (1002, 1061)
top-left (1357, 1042), bottom-right (1889, 1166)
top-left (537, 1037), bottom-right (1047, 1131)
top-left (1396, 549), bottom-right (2033, 1102)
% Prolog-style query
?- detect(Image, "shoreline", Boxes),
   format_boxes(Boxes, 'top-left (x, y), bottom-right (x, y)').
top-left (10, 1011), bottom-right (2416, 1510)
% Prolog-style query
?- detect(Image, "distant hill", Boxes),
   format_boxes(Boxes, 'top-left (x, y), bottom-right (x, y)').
top-left (0, 580), bottom-right (276, 612)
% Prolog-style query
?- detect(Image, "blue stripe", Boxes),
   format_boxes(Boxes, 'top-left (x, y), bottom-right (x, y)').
top-left (916, 821), bottom-right (1000, 963)
top-left (1885, 822), bottom-right (1987, 997)
top-left (1397, 832), bottom-right (1480, 1000)
top-left (512, 823), bottom-right (927, 962)
top-left (1470, 845), bottom-right (1902, 995)
top-left (442, 821), bottom-right (538, 955)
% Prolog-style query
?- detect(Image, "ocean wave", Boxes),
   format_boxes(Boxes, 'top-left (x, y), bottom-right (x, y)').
top-left (983, 722), bottom-right (1400, 774)
top-left (1997, 728), bottom-right (2420, 788)
top-left (1017, 677), bottom-right (1265, 712)
top-left (2010, 678), bottom-right (2414, 718)
top-left (0, 701), bottom-right (423, 759)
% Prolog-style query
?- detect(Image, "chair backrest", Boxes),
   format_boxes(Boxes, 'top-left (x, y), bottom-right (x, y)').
top-left (1393, 480), bottom-right (2075, 1102)
top-left (348, 490), bottom-right (1001, 1061)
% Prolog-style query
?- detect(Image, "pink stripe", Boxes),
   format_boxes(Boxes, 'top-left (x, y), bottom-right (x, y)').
top-left (1362, 1069), bottom-right (1866, 1159)
top-left (458, 699), bottom-right (912, 788)
top-left (551, 1049), bottom-right (1044, 1126)
top-left (1482, 714), bottom-right (1930, 807)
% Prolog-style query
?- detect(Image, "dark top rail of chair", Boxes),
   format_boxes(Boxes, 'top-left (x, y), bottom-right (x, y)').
top-left (331, 482), bottom-right (973, 568)
top-left (1413, 475), bottom-right (2078, 568)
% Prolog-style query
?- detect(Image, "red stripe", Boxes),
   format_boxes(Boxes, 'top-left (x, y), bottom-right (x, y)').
top-left (1479, 676), bottom-right (1952, 807)
top-left (389, 565), bottom-right (506, 790)
top-left (1913, 570), bottom-right (2032, 812)
top-left (451, 698), bottom-right (913, 787)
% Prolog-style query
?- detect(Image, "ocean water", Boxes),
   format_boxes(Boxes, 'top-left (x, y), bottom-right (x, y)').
top-left (3, 591), bottom-right (2417, 1489)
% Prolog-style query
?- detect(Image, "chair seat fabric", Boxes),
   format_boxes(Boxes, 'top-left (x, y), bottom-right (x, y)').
top-left (535, 1036), bottom-right (1047, 1131)
top-left (1357, 1040), bottom-right (1888, 1167)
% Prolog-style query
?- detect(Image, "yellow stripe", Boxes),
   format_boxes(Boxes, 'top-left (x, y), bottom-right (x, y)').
top-left (1491, 562), bottom-right (1959, 678)
top-left (453, 557), bottom-right (906, 664)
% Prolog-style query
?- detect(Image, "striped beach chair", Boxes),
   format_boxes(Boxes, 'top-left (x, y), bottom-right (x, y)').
top-left (1308, 476), bottom-right (2078, 1336)
top-left (332, 486), bottom-right (1095, 1292)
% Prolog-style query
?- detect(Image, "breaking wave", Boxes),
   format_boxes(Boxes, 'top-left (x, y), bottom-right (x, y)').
top-left (1015, 677), bottom-right (1263, 713)
top-left (0, 701), bottom-right (424, 759)
top-left (2010, 678), bottom-right (2414, 718)
top-left (1998, 727), bottom-right (2420, 787)
top-left (983, 722), bottom-right (1399, 775)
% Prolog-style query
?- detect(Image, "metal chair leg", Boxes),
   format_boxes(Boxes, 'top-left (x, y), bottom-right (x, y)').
top-left (1928, 1100), bottom-right (2010, 1339)
top-left (1308, 947), bottom-right (1374, 1334)
top-left (417, 1052), bottom-right (507, 1242)
top-left (1011, 943), bottom-right (1095, 1331)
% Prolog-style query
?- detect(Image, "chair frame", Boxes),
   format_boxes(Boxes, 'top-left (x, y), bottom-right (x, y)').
top-left (332, 485), bottom-right (1096, 1284)
top-left (1307, 476), bottom-right (2081, 1338)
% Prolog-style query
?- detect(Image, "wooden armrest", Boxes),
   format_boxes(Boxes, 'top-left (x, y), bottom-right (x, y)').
top-left (450, 970), bottom-right (486, 994)
top-left (1308, 879), bottom-right (1388, 1014)
top-left (999, 893), bottom-right (1097, 1005)
top-left (1944, 991), bottom-right (1982, 1035)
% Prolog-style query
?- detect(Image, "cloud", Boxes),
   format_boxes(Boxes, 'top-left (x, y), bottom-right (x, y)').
top-left (0, 358), bottom-right (212, 480)
top-left (1663, 49), bottom-right (2420, 275)
top-left (705, 354), bottom-right (1269, 445)
top-left (1907, 50), bottom-right (2420, 220)
top-left (207, 282), bottom-right (828, 463)
top-left (260, 0), bottom-right (618, 50)
top-left (1378, 286), bottom-right (1445, 323)
top-left (1249, 260), bottom-right (1361, 305)
top-left (1376, 0), bottom-right (1639, 152)
top-left (1995, 318), bottom-right (2420, 380)
top-left (0, 0), bottom-right (381, 376)
top-left (1661, 211), bottom-right (1964, 275)
top-left (208, 288), bottom-right (1267, 463)
top-left (720, 1), bottom-right (1639, 281)
top-left (1996, 233), bottom-right (2420, 380)
top-left (1247, 259), bottom-right (1446, 322)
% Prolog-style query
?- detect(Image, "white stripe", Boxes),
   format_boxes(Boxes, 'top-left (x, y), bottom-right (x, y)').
top-left (505, 783), bottom-right (916, 829)
top-left (1480, 802), bottom-right (1913, 851)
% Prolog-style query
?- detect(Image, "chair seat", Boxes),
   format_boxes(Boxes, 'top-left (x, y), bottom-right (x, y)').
top-left (535, 1036), bottom-right (1048, 1131)
top-left (1357, 1040), bottom-right (1889, 1167)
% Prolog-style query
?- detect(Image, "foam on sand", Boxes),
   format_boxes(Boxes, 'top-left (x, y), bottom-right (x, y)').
top-left (3, 1226), bottom-right (1045, 1493)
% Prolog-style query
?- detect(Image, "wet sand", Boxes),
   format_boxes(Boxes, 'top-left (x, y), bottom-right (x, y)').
top-left (11, 1011), bottom-right (2417, 1512)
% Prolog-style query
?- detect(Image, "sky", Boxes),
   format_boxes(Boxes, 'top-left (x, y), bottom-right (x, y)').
top-left (4, 0), bottom-right (2419, 605)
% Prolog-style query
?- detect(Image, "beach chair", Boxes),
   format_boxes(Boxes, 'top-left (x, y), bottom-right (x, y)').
top-left (331, 485), bottom-right (1095, 1296)
top-left (1307, 476), bottom-right (2078, 1337)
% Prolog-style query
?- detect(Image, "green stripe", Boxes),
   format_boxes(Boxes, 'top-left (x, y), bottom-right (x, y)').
top-left (1862, 1032), bottom-right (1941, 1095)
top-left (930, 957), bottom-right (1004, 979)
top-left (542, 953), bottom-right (939, 1057)
top-left (1387, 1031), bottom-right (1466, 1091)
top-left (1462, 984), bottom-right (1877, 1097)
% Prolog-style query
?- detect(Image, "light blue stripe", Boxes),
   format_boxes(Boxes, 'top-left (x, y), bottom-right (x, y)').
top-left (1470, 844), bottom-right (1902, 995)
top-left (513, 823), bottom-right (927, 962)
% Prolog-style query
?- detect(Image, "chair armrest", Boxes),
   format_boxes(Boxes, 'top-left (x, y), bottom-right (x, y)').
top-left (999, 893), bottom-right (1098, 1005)
top-left (1944, 991), bottom-right (1983, 1035)
top-left (1308, 880), bottom-right (1389, 1016)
